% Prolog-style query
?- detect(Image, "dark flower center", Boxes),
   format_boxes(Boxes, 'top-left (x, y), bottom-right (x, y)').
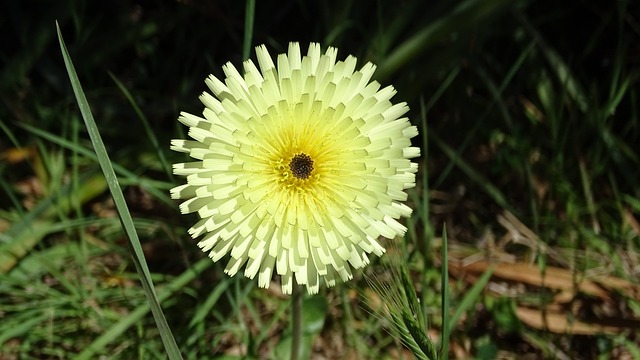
top-left (289, 153), bottom-right (314, 179)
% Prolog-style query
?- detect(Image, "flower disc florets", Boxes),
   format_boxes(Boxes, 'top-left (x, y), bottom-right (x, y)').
top-left (289, 153), bottom-right (314, 179)
top-left (171, 42), bottom-right (419, 294)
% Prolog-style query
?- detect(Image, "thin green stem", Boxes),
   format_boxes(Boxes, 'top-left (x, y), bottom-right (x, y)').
top-left (291, 283), bottom-right (303, 360)
top-left (440, 225), bottom-right (449, 360)
top-left (243, 0), bottom-right (256, 60)
top-left (419, 96), bottom-right (431, 330)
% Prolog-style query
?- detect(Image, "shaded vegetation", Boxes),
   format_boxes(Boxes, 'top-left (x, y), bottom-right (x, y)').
top-left (1, 0), bottom-right (639, 358)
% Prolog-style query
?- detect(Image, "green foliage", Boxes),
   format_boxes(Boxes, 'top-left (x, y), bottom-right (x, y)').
top-left (1, 0), bottom-right (639, 358)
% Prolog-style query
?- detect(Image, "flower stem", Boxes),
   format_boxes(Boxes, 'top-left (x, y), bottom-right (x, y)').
top-left (291, 283), bottom-right (303, 360)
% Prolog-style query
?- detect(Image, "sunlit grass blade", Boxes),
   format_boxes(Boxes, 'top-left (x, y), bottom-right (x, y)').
top-left (56, 22), bottom-right (183, 360)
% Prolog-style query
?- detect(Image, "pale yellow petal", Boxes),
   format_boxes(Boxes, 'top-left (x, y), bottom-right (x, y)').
top-left (171, 42), bottom-right (418, 294)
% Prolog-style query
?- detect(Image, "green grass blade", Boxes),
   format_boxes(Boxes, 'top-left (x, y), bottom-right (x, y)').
top-left (0, 170), bottom-right (26, 221)
top-left (376, 0), bottom-right (514, 82)
top-left (517, 12), bottom-right (588, 113)
top-left (0, 313), bottom-right (48, 346)
top-left (108, 72), bottom-right (173, 179)
top-left (430, 133), bottom-right (510, 211)
top-left (448, 266), bottom-right (495, 334)
top-left (440, 225), bottom-right (449, 360)
top-left (243, 0), bottom-right (256, 60)
top-left (188, 279), bottom-right (232, 328)
top-left (0, 118), bottom-right (22, 151)
top-left (56, 22), bottom-right (183, 360)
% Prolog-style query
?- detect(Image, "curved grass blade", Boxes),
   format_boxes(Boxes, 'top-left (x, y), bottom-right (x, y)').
top-left (56, 21), bottom-right (183, 360)
top-left (375, 0), bottom-right (515, 82)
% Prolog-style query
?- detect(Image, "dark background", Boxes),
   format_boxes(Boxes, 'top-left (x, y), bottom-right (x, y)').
top-left (1, 0), bottom-right (639, 358)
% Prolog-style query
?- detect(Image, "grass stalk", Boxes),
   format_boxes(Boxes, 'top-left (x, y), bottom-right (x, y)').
top-left (440, 225), bottom-right (449, 360)
top-left (291, 283), bottom-right (303, 360)
top-left (243, 0), bottom-right (256, 61)
top-left (56, 22), bottom-right (183, 360)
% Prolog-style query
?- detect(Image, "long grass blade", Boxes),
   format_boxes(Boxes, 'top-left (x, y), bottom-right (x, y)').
top-left (430, 133), bottom-right (510, 211)
top-left (376, 0), bottom-right (513, 82)
top-left (109, 72), bottom-right (173, 179)
top-left (56, 22), bottom-right (183, 360)
top-left (440, 225), bottom-right (449, 360)
top-left (448, 266), bottom-right (495, 334)
top-left (243, 0), bottom-right (256, 60)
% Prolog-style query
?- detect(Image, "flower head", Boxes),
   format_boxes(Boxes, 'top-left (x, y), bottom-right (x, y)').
top-left (171, 42), bottom-right (419, 294)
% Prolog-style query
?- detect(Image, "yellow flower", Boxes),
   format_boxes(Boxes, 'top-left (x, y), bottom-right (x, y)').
top-left (171, 42), bottom-right (419, 294)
